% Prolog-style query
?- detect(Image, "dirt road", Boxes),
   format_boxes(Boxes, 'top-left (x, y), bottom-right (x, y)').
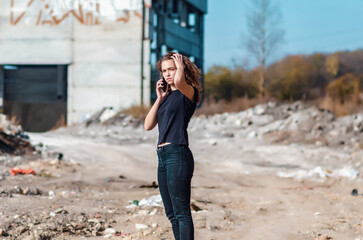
top-left (1, 129), bottom-right (362, 239)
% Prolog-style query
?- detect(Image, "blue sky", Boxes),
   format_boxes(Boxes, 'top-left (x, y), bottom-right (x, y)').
top-left (204, 0), bottom-right (363, 71)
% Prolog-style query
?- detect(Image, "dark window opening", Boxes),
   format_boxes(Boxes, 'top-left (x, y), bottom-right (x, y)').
top-left (1, 64), bottom-right (68, 132)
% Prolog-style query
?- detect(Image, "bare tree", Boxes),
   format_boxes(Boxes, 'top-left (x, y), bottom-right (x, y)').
top-left (245, 0), bottom-right (285, 96)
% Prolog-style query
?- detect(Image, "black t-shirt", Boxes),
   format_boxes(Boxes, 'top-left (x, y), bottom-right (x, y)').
top-left (157, 87), bottom-right (197, 146)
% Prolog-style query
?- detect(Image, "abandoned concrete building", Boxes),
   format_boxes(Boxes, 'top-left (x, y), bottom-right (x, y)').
top-left (0, 0), bottom-right (206, 132)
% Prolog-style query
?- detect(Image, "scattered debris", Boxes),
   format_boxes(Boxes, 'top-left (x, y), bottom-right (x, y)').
top-left (0, 114), bottom-right (33, 155)
top-left (0, 211), bottom-right (115, 239)
top-left (208, 139), bottom-right (218, 146)
top-left (0, 114), bottom-right (22, 134)
top-left (149, 208), bottom-right (158, 215)
top-left (195, 199), bottom-right (213, 204)
top-left (85, 107), bottom-right (141, 128)
top-left (191, 202), bottom-right (203, 212)
top-left (1, 102), bottom-right (362, 239)
top-left (10, 167), bottom-right (36, 176)
top-left (209, 225), bottom-right (223, 231)
top-left (351, 188), bottom-right (359, 196)
top-left (138, 195), bottom-right (163, 207)
top-left (103, 228), bottom-right (116, 238)
top-left (351, 188), bottom-right (363, 196)
top-left (115, 231), bottom-right (130, 236)
top-left (140, 181), bottom-right (158, 188)
top-left (314, 234), bottom-right (334, 240)
top-left (38, 169), bottom-right (58, 178)
top-left (53, 109), bottom-right (150, 145)
top-left (127, 195), bottom-right (163, 208)
top-left (277, 166), bottom-right (359, 180)
top-left (135, 223), bottom-right (148, 230)
top-left (105, 177), bottom-right (114, 182)
top-left (279, 185), bottom-right (331, 191)
top-left (85, 107), bottom-right (115, 126)
top-left (0, 132), bottom-right (33, 155)
top-left (0, 186), bottom-right (42, 197)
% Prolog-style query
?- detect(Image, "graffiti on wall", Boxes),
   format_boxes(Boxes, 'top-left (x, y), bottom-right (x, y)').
top-left (10, 0), bottom-right (151, 26)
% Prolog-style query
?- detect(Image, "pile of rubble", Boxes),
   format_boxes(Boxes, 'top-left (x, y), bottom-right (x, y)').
top-left (190, 101), bottom-right (363, 149)
top-left (53, 102), bottom-right (363, 150)
top-left (85, 107), bottom-right (142, 128)
top-left (0, 186), bottom-right (42, 197)
top-left (55, 107), bottom-right (156, 144)
top-left (0, 114), bottom-right (34, 155)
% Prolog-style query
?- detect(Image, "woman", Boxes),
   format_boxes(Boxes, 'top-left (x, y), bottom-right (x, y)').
top-left (144, 52), bottom-right (201, 240)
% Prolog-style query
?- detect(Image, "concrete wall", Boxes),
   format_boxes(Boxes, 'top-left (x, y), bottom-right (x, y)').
top-left (0, 0), bottom-right (151, 124)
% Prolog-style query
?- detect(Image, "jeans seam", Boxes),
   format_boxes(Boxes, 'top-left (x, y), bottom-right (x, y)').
top-left (178, 147), bottom-right (182, 183)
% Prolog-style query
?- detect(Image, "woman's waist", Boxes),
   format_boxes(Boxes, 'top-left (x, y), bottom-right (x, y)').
top-left (156, 143), bottom-right (189, 152)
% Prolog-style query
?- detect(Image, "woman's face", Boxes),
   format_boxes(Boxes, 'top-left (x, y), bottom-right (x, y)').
top-left (161, 59), bottom-right (177, 85)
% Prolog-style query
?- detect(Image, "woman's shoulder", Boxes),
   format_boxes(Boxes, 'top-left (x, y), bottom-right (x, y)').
top-left (183, 87), bottom-right (198, 105)
top-left (169, 87), bottom-right (197, 105)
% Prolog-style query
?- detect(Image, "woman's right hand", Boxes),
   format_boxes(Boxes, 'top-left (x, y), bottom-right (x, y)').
top-left (156, 79), bottom-right (168, 100)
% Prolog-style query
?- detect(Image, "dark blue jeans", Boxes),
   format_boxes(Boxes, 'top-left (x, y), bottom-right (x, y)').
top-left (157, 144), bottom-right (194, 240)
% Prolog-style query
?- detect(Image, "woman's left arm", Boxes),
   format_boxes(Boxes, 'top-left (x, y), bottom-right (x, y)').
top-left (172, 53), bottom-right (194, 101)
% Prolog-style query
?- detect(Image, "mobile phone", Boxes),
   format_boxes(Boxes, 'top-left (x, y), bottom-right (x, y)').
top-left (162, 77), bottom-right (167, 92)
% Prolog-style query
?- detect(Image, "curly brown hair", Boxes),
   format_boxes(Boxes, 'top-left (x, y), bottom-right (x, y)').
top-left (156, 52), bottom-right (202, 103)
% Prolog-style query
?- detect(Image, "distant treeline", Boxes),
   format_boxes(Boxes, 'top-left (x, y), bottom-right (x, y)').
top-left (205, 50), bottom-right (363, 104)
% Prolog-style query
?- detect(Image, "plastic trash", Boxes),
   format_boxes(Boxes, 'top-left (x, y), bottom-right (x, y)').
top-left (126, 195), bottom-right (163, 208)
top-left (149, 208), bottom-right (158, 215)
top-left (331, 166), bottom-right (359, 180)
top-left (138, 195), bottom-right (163, 207)
top-left (10, 168), bottom-right (36, 176)
top-left (104, 228), bottom-right (116, 238)
top-left (277, 166), bottom-right (360, 180)
top-left (351, 189), bottom-right (363, 196)
top-left (135, 224), bottom-right (148, 230)
top-left (351, 189), bottom-right (359, 196)
top-left (99, 108), bottom-right (117, 123)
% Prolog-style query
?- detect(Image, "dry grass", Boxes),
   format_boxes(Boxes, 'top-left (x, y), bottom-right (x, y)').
top-left (318, 94), bottom-right (363, 117)
top-left (195, 96), bottom-right (273, 116)
top-left (195, 94), bottom-right (363, 117)
top-left (121, 105), bottom-right (151, 121)
top-left (123, 93), bottom-right (363, 121)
